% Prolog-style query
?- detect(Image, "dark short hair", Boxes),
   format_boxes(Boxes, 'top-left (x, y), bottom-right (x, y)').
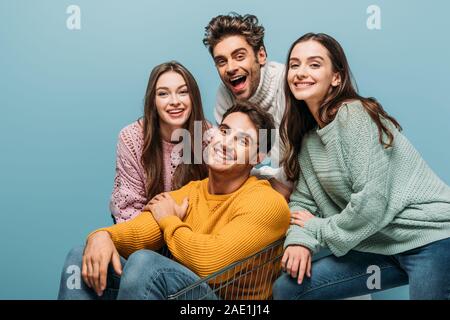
top-left (222, 100), bottom-right (275, 154)
top-left (203, 13), bottom-right (266, 57)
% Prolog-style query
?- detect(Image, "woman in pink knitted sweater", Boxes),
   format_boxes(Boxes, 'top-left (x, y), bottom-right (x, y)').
top-left (110, 61), bottom-right (210, 223)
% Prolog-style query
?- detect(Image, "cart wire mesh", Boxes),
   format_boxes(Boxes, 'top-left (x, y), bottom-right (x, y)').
top-left (165, 238), bottom-right (285, 300)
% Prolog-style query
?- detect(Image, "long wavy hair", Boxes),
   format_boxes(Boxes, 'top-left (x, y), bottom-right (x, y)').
top-left (141, 61), bottom-right (208, 200)
top-left (280, 33), bottom-right (402, 182)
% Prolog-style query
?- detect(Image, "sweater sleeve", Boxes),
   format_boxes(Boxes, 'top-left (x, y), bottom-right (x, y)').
top-left (303, 104), bottom-right (395, 257)
top-left (91, 211), bottom-right (164, 258)
top-left (109, 129), bottom-right (148, 223)
top-left (158, 189), bottom-right (290, 278)
top-left (92, 182), bottom-right (194, 258)
top-left (284, 166), bottom-right (322, 253)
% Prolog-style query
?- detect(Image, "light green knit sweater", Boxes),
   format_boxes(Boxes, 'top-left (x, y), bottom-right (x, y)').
top-left (285, 100), bottom-right (450, 257)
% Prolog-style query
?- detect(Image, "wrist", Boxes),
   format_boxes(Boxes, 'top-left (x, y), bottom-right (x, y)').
top-left (87, 230), bottom-right (111, 242)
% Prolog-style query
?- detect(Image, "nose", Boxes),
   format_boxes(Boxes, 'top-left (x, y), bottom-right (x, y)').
top-left (168, 93), bottom-right (181, 106)
top-left (295, 65), bottom-right (308, 79)
top-left (226, 60), bottom-right (238, 75)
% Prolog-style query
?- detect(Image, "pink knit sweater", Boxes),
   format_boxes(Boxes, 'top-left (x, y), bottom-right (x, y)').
top-left (109, 120), bottom-right (181, 223)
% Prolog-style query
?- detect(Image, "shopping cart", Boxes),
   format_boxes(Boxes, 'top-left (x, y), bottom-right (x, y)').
top-left (164, 238), bottom-right (285, 300)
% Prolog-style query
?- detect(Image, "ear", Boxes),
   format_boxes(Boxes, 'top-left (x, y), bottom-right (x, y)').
top-left (257, 46), bottom-right (267, 66)
top-left (331, 72), bottom-right (341, 87)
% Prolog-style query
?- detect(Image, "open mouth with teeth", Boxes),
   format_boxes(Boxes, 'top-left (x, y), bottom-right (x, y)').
top-left (229, 75), bottom-right (247, 92)
top-left (293, 81), bottom-right (315, 88)
top-left (212, 145), bottom-right (235, 163)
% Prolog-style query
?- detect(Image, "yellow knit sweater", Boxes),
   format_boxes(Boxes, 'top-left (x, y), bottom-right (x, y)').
top-left (93, 176), bottom-right (290, 299)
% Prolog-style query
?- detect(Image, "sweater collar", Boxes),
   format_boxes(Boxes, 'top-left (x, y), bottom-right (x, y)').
top-left (247, 61), bottom-right (283, 111)
top-left (201, 176), bottom-right (259, 201)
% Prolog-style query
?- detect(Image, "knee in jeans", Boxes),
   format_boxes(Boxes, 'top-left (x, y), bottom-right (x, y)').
top-left (273, 275), bottom-right (290, 300)
top-left (120, 250), bottom-right (163, 288)
top-left (273, 273), bottom-right (304, 300)
top-left (126, 249), bottom-right (163, 269)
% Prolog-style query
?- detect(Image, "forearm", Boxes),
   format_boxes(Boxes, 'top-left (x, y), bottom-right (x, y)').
top-left (90, 211), bottom-right (163, 258)
top-left (304, 188), bottom-right (389, 256)
top-left (284, 224), bottom-right (321, 254)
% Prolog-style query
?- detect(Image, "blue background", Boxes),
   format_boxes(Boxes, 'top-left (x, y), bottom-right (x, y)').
top-left (1, 0), bottom-right (449, 299)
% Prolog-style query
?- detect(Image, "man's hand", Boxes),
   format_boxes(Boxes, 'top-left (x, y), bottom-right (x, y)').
top-left (82, 231), bottom-right (122, 296)
top-left (290, 210), bottom-right (315, 227)
top-left (281, 245), bottom-right (312, 284)
top-left (144, 192), bottom-right (189, 223)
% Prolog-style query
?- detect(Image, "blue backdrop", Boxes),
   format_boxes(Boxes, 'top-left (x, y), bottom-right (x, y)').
top-left (1, 0), bottom-right (449, 299)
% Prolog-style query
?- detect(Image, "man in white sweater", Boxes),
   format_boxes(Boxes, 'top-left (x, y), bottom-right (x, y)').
top-left (202, 13), bottom-right (291, 198)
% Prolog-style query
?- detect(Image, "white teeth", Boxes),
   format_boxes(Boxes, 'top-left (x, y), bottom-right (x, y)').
top-left (230, 75), bottom-right (245, 81)
top-left (168, 109), bottom-right (184, 114)
top-left (214, 147), bottom-right (233, 161)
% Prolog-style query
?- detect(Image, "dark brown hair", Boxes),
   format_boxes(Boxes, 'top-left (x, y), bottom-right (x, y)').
top-left (280, 33), bottom-right (402, 182)
top-left (222, 100), bottom-right (275, 154)
top-left (141, 61), bottom-right (208, 200)
top-left (203, 13), bottom-right (266, 57)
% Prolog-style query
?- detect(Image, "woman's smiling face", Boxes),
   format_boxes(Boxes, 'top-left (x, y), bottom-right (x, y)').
top-left (155, 71), bottom-right (193, 129)
top-left (287, 40), bottom-right (341, 108)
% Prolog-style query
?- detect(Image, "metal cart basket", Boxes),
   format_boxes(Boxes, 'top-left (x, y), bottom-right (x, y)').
top-left (165, 238), bottom-right (285, 300)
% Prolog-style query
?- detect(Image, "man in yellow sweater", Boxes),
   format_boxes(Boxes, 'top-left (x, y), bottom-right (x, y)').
top-left (58, 101), bottom-right (290, 300)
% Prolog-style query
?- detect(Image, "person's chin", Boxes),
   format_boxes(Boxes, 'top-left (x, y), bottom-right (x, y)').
top-left (209, 165), bottom-right (229, 174)
top-left (226, 85), bottom-right (250, 100)
top-left (208, 160), bottom-right (234, 173)
top-left (166, 117), bottom-right (188, 128)
top-left (234, 91), bottom-right (251, 100)
top-left (293, 92), bottom-right (313, 101)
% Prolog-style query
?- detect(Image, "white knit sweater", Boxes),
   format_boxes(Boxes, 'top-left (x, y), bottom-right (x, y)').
top-left (214, 61), bottom-right (290, 185)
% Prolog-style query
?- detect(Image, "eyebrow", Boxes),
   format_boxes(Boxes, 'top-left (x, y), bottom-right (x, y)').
top-left (156, 84), bottom-right (188, 90)
top-left (214, 48), bottom-right (248, 61)
top-left (307, 56), bottom-right (324, 61)
top-left (289, 55), bottom-right (325, 62)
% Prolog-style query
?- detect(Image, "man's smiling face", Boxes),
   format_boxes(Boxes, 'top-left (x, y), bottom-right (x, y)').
top-left (206, 111), bottom-right (260, 174)
top-left (213, 35), bottom-right (267, 100)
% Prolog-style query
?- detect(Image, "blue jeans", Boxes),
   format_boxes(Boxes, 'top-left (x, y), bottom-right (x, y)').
top-left (57, 245), bottom-right (217, 300)
top-left (273, 237), bottom-right (450, 300)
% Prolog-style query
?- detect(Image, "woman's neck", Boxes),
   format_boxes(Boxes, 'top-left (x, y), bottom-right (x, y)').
top-left (306, 99), bottom-right (325, 128)
top-left (159, 122), bottom-right (181, 143)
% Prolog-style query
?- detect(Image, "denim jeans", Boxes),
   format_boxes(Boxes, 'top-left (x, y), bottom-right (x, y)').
top-left (273, 237), bottom-right (450, 300)
top-left (57, 245), bottom-right (217, 300)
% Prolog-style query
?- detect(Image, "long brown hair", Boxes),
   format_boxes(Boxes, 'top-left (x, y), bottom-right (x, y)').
top-left (280, 33), bottom-right (402, 182)
top-left (141, 61), bottom-right (208, 200)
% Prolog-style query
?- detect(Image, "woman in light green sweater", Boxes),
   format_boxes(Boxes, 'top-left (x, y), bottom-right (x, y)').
top-left (272, 33), bottom-right (450, 300)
